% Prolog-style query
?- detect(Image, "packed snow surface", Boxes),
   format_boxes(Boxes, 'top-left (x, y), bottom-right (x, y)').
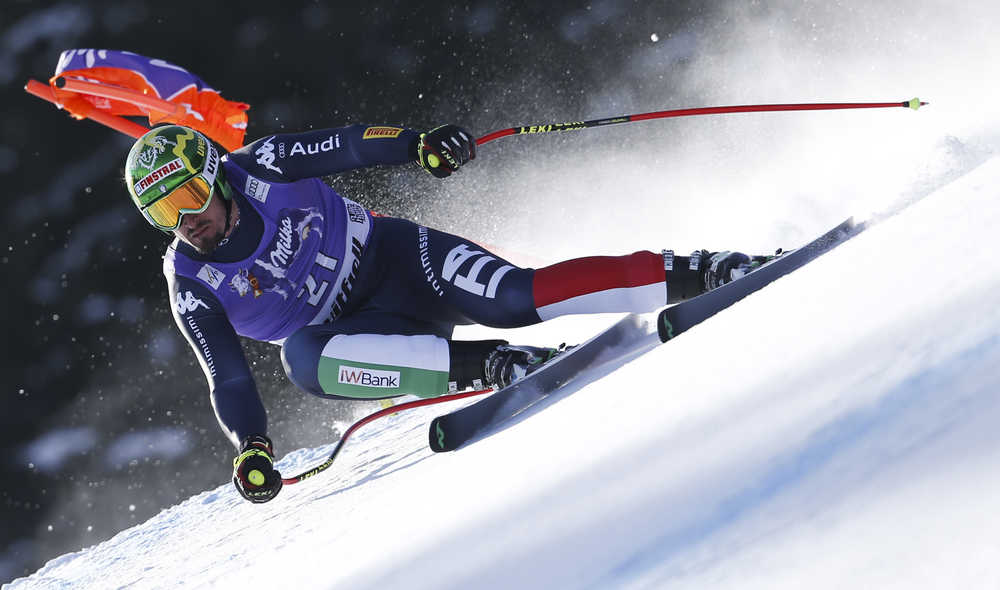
top-left (9, 157), bottom-right (1000, 588)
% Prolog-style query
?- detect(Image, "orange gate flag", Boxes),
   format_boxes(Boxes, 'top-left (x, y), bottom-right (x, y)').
top-left (48, 49), bottom-right (249, 151)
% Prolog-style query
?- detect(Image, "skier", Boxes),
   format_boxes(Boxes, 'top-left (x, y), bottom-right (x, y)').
top-left (125, 123), bottom-right (755, 503)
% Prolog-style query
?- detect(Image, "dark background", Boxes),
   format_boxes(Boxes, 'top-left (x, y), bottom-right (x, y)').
top-left (2, 0), bottom-right (717, 581)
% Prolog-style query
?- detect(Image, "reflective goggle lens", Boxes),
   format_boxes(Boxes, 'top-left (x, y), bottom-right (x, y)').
top-left (144, 176), bottom-right (213, 230)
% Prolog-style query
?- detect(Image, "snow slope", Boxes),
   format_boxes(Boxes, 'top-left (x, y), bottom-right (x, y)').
top-left (8, 157), bottom-right (1000, 589)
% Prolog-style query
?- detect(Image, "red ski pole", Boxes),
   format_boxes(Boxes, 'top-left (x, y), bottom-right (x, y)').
top-left (281, 388), bottom-right (493, 485)
top-left (477, 98), bottom-right (927, 145)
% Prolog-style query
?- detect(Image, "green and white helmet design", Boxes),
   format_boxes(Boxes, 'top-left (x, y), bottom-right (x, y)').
top-left (124, 125), bottom-right (221, 212)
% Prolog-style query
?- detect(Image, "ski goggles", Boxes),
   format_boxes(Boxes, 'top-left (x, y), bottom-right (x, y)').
top-left (142, 175), bottom-right (215, 231)
top-left (141, 143), bottom-right (221, 231)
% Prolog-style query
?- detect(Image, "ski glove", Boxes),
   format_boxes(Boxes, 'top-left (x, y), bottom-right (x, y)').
top-left (232, 434), bottom-right (283, 504)
top-left (416, 124), bottom-right (476, 178)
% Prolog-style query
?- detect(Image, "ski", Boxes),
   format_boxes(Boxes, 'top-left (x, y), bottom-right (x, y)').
top-left (657, 217), bottom-right (863, 341)
top-left (429, 217), bottom-right (865, 452)
top-left (429, 313), bottom-right (655, 452)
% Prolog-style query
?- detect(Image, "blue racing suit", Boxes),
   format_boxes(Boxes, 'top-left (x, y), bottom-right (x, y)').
top-left (166, 125), bottom-right (682, 447)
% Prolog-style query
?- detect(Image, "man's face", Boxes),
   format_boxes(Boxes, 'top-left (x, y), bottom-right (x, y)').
top-left (173, 193), bottom-right (227, 255)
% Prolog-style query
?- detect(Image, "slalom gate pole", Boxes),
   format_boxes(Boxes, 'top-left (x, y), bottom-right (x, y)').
top-left (52, 76), bottom-right (183, 121)
top-left (24, 79), bottom-right (150, 139)
top-left (476, 98), bottom-right (927, 145)
top-left (281, 388), bottom-right (493, 485)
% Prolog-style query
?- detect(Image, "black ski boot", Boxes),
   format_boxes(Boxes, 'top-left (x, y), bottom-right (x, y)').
top-left (699, 250), bottom-right (781, 291)
top-left (483, 344), bottom-right (565, 389)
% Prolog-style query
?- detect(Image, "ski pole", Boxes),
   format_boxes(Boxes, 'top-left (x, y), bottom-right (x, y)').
top-left (281, 387), bottom-right (493, 485)
top-left (476, 98), bottom-right (927, 145)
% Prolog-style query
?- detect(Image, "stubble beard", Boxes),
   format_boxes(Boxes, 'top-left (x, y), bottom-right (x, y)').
top-left (191, 227), bottom-right (226, 255)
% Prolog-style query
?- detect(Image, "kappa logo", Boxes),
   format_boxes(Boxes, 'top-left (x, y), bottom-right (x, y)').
top-left (441, 244), bottom-right (515, 299)
top-left (255, 136), bottom-right (283, 174)
top-left (196, 264), bottom-right (225, 290)
top-left (338, 366), bottom-right (401, 388)
top-left (175, 291), bottom-right (209, 314)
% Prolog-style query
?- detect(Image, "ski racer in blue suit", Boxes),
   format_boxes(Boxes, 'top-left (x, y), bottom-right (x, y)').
top-left (123, 123), bottom-right (752, 503)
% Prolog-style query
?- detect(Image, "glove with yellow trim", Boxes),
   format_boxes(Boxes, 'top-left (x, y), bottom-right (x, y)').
top-left (232, 434), bottom-right (283, 504)
top-left (415, 124), bottom-right (476, 178)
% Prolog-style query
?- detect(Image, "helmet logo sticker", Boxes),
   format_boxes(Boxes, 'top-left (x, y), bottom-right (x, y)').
top-left (201, 142), bottom-right (219, 185)
top-left (135, 158), bottom-right (184, 195)
top-left (137, 135), bottom-right (176, 170)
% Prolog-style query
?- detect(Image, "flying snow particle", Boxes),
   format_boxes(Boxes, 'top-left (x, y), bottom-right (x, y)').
top-left (651, 33), bottom-right (659, 42)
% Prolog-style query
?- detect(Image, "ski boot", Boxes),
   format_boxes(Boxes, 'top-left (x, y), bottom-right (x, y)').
top-left (699, 249), bottom-right (782, 291)
top-left (484, 344), bottom-right (567, 389)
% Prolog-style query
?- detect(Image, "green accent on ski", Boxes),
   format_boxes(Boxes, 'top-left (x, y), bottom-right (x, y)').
top-left (661, 315), bottom-right (675, 340)
top-left (435, 422), bottom-right (446, 449)
top-left (908, 97), bottom-right (922, 110)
